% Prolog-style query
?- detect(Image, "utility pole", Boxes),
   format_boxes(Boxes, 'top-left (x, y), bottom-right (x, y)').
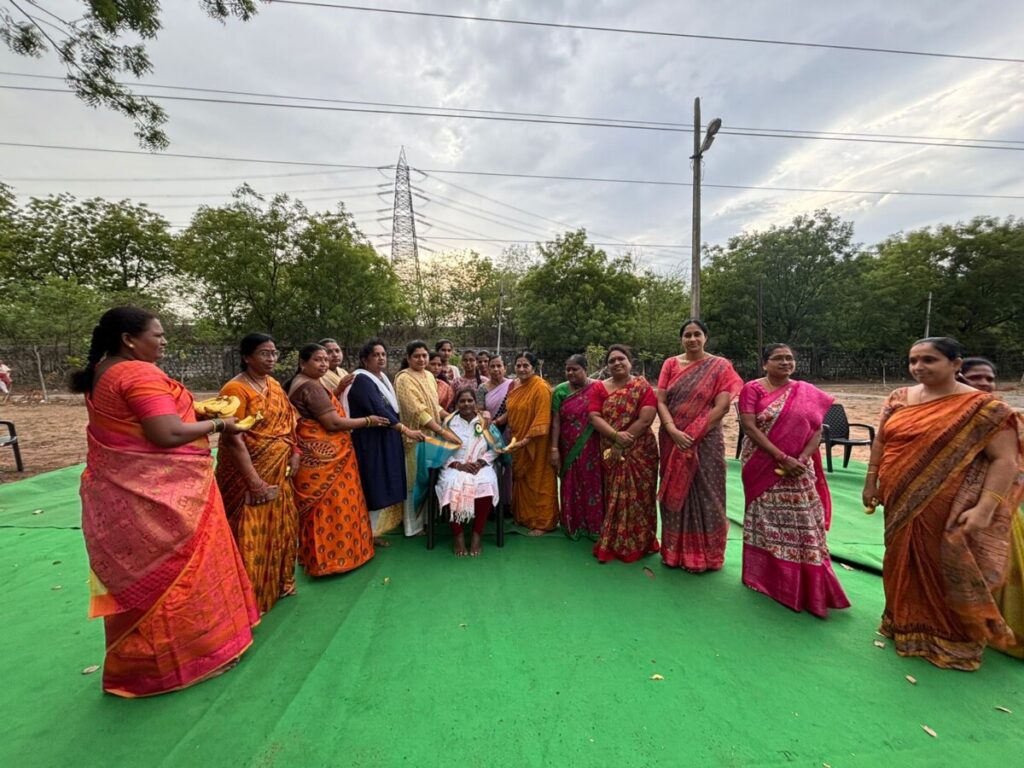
top-left (689, 99), bottom-right (721, 320)
top-left (496, 281), bottom-right (505, 355)
top-left (924, 291), bottom-right (933, 337)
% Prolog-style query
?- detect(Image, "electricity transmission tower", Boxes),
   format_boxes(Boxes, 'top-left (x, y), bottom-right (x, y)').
top-left (389, 147), bottom-right (423, 312)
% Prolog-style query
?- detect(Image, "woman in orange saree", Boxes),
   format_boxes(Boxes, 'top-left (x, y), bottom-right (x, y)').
top-left (506, 351), bottom-right (559, 534)
top-left (587, 345), bottom-right (660, 563)
top-left (287, 344), bottom-right (390, 576)
top-left (72, 307), bottom-right (258, 698)
top-left (863, 337), bottom-right (1022, 670)
top-left (215, 333), bottom-right (300, 614)
top-left (656, 319), bottom-right (742, 572)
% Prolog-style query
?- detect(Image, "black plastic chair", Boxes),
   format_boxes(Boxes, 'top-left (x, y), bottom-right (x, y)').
top-left (734, 402), bottom-right (745, 459)
top-left (821, 404), bottom-right (875, 472)
top-left (0, 420), bottom-right (24, 472)
top-left (425, 463), bottom-right (506, 550)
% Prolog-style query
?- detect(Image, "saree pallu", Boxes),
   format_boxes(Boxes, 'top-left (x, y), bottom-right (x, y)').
top-left (553, 381), bottom-right (604, 539)
top-left (658, 356), bottom-right (742, 571)
top-left (292, 400), bottom-right (374, 577)
top-left (507, 375), bottom-right (559, 531)
top-left (739, 381), bottom-right (849, 617)
top-left (395, 367), bottom-right (443, 536)
top-left (878, 390), bottom-right (1021, 670)
top-left (592, 378), bottom-right (659, 563)
top-left (81, 361), bottom-right (258, 697)
top-left (215, 378), bottom-right (298, 615)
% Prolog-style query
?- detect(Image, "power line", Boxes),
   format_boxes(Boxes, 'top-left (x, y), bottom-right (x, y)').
top-left (268, 1), bottom-right (1024, 65)
top-left (3, 169), bottom-right (377, 183)
top-left (5, 82), bottom-right (1024, 153)
top-left (4, 140), bottom-right (1023, 201)
top-left (420, 235), bottom-right (691, 249)
top-left (5, 71), bottom-right (1021, 149)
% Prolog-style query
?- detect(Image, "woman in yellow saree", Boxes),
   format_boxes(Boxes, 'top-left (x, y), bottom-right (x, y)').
top-left (71, 306), bottom-right (258, 697)
top-left (863, 337), bottom-right (1022, 670)
top-left (215, 333), bottom-right (300, 614)
top-left (506, 351), bottom-right (559, 534)
top-left (395, 340), bottom-right (451, 536)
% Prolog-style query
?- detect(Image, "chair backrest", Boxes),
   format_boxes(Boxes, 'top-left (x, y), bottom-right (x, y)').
top-left (823, 404), bottom-right (850, 439)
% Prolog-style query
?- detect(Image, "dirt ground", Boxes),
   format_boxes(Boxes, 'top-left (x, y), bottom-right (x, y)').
top-left (2, 382), bottom-right (1021, 483)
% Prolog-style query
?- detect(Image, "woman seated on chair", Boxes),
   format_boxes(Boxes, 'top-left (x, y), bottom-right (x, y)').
top-left (436, 387), bottom-right (502, 557)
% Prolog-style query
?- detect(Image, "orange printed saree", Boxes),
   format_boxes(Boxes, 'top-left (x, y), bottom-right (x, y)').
top-left (506, 374), bottom-right (559, 531)
top-left (878, 389), bottom-right (1021, 670)
top-left (290, 382), bottom-right (374, 576)
top-left (215, 377), bottom-right (299, 614)
top-left (80, 361), bottom-right (258, 697)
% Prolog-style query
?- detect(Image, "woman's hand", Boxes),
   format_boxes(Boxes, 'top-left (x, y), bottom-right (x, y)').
top-left (950, 504), bottom-right (996, 534)
top-left (249, 484), bottom-right (280, 506)
top-left (367, 415), bottom-right (390, 428)
top-left (862, 482), bottom-right (879, 510)
top-left (615, 431), bottom-right (635, 448)
top-left (218, 416), bottom-right (242, 435)
top-left (288, 452), bottom-right (300, 478)
top-left (549, 447), bottom-right (560, 469)
top-left (670, 427), bottom-right (693, 451)
top-left (779, 454), bottom-right (805, 476)
top-left (403, 428), bottom-right (425, 443)
top-left (335, 373), bottom-right (355, 395)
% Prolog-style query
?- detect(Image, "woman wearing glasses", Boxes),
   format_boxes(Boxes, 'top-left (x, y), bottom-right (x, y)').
top-left (738, 344), bottom-right (849, 617)
top-left (215, 333), bottom-right (302, 614)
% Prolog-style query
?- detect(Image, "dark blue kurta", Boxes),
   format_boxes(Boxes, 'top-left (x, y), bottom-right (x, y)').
top-left (347, 373), bottom-right (406, 510)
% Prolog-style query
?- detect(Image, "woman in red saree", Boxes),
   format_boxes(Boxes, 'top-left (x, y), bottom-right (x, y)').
top-left (550, 354), bottom-right (604, 539)
top-left (72, 307), bottom-right (258, 698)
top-left (863, 337), bottom-right (1022, 670)
top-left (215, 333), bottom-right (300, 615)
top-left (588, 345), bottom-right (659, 563)
top-left (506, 351), bottom-right (559, 534)
top-left (287, 344), bottom-right (391, 577)
top-left (739, 344), bottom-right (849, 617)
top-left (656, 319), bottom-right (742, 572)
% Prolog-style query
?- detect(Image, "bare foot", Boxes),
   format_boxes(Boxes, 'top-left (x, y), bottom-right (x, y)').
top-left (526, 528), bottom-right (547, 537)
top-left (470, 531), bottom-right (482, 557)
top-left (280, 583), bottom-right (298, 598)
top-left (373, 536), bottom-right (392, 548)
top-left (453, 535), bottom-right (468, 557)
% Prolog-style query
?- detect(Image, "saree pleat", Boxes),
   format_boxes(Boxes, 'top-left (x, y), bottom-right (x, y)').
top-left (658, 356), bottom-right (742, 571)
top-left (553, 381), bottom-right (604, 539)
top-left (591, 378), bottom-right (659, 563)
top-left (878, 390), bottom-right (1021, 670)
top-left (81, 361), bottom-right (258, 697)
top-left (507, 375), bottom-right (559, 531)
top-left (215, 378), bottom-right (298, 614)
top-left (292, 388), bottom-right (374, 577)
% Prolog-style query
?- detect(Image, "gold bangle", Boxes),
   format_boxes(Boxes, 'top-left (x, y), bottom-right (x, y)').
top-left (982, 488), bottom-right (1007, 505)
top-left (868, 464), bottom-right (879, 470)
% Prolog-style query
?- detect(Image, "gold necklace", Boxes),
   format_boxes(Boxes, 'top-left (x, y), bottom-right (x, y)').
top-left (243, 371), bottom-right (267, 394)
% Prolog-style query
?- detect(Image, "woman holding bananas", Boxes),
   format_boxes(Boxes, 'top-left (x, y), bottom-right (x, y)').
top-left (737, 344), bottom-right (849, 617)
top-left (286, 343), bottom-right (391, 577)
top-left (71, 306), bottom-right (259, 697)
top-left (215, 333), bottom-right (301, 615)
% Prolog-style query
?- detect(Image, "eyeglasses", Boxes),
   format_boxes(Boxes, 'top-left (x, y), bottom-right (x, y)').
top-left (768, 355), bottom-right (796, 362)
top-left (253, 351), bottom-right (280, 359)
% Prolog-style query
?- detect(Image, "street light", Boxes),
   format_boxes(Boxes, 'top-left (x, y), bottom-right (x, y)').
top-left (690, 99), bottom-right (721, 320)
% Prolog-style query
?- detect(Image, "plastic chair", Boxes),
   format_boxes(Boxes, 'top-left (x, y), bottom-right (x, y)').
top-left (734, 403), bottom-right (745, 459)
top-left (425, 463), bottom-right (506, 550)
top-left (0, 420), bottom-right (24, 472)
top-left (821, 404), bottom-right (875, 472)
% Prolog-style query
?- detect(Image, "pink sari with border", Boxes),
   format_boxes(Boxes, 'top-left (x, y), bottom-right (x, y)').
top-left (80, 361), bottom-right (258, 697)
top-left (738, 380), bottom-right (850, 617)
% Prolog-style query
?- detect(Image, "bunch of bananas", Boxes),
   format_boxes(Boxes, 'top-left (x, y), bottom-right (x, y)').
top-left (194, 395), bottom-right (241, 418)
top-left (235, 411), bottom-right (264, 431)
top-left (495, 437), bottom-right (518, 454)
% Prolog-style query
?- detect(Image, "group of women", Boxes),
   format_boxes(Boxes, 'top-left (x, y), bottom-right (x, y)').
top-left (71, 306), bottom-right (1022, 699)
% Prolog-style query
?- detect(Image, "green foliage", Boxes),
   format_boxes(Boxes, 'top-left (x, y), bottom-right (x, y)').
top-left (0, 275), bottom-right (108, 347)
top-left (634, 269), bottom-right (689, 363)
top-left (0, 1), bottom-right (262, 149)
top-left (517, 229), bottom-right (642, 355)
top-left (702, 210), bottom-right (858, 359)
top-left (178, 185), bottom-right (407, 346)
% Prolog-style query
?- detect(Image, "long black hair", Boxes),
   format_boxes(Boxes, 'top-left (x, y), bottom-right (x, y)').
top-left (282, 343), bottom-right (326, 393)
top-left (912, 336), bottom-right (962, 360)
top-left (69, 306), bottom-right (157, 393)
top-left (399, 339), bottom-right (429, 370)
top-left (358, 338), bottom-right (388, 368)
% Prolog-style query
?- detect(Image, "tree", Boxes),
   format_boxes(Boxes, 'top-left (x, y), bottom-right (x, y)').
top-left (634, 269), bottom-right (688, 373)
top-left (517, 229), bottom-right (641, 356)
top-left (702, 210), bottom-right (859, 359)
top-left (0, 1), bottom-right (262, 149)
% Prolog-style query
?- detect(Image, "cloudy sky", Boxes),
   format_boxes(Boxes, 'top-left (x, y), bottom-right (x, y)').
top-left (2, 0), bottom-right (1023, 274)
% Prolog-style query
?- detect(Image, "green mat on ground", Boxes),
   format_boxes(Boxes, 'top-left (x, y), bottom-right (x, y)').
top-left (725, 458), bottom-right (886, 572)
top-left (0, 462), bottom-right (84, 528)
top-left (2, 464), bottom-right (1021, 768)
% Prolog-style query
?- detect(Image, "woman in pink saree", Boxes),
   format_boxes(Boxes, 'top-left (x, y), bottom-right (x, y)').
top-left (739, 344), bottom-right (850, 617)
top-left (550, 354), bottom-right (604, 539)
top-left (656, 319), bottom-right (743, 572)
top-left (71, 307), bottom-right (259, 697)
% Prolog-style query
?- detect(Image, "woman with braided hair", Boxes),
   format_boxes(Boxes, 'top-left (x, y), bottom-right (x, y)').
top-left (70, 306), bottom-right (259, 698)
